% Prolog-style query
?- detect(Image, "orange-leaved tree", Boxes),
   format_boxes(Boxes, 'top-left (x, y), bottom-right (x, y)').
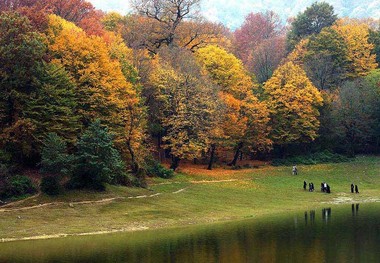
top-left (104, 32), bottom-right (147, 173)
top-left (47, 15), bottom-right (144, 172)
top-left (196, 45), bottom-right (271, 167)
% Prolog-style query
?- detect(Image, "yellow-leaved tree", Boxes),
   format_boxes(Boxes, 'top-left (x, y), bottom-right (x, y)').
top-left (263, 61), bottom-right (323, 154)
top-left (104, 32), bottom-right (148, 173)
top-left (196, 45), bottom-right (271, 167)
top-left (148, 48), bottom-right (218, 170)
top-left (332, 19), bottom-right (377, 78)
top-left (286, 38), bottom-right (309, 66)
top-left (47, 15), bottom-right (145, 173)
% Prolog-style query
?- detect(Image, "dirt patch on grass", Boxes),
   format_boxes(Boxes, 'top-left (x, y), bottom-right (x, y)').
top-left (322, 193), bottom-right (380, 204)
top-left (175, 160), bottom-right (267, 178)
top-left (0, 226), bottom-right (150, 243)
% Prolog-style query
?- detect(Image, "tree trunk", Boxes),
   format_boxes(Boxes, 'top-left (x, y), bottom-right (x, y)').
top-left (126, 140), bottom-right (138, 174)
top-left (207, 144), bottom-right (216, 170)
top-left (170, 156), bottom-right (180, 171)
top-left (228, 142), bottom-right (243, 166)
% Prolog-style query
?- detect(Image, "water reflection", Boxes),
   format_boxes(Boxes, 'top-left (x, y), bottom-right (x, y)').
top-left (322, 208), bottom-right (331, 223)
top-left (0, 203), bottom-right (379, 263)
top-left (352, 203), bottom-right (359, 216)
top-left (304, 210), bottom-right (316, 226)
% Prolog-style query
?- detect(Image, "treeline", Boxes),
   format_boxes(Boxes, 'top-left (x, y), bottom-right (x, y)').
top-left (1, 0), bottom-right (380, 196)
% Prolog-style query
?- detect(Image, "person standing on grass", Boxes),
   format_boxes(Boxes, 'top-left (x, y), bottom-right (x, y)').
top-left (304, 181), bottom-right (307, 190)
top-left (351, 184), bottom-right (354, 193)
top-left (292, 165), bottom-right (298, 175)
top-left (355, 185), bottom-right (359, 194)
top-left (309, 182), bottom-right (314, 192)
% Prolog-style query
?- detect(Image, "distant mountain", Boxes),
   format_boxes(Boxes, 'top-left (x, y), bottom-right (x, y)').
top-left (89, 0), bottom-right (380, 30)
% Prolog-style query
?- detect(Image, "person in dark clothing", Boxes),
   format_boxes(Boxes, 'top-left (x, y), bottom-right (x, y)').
top-left (304, 181), bottom-right (307, 190)
top-left (310, 182), bottom-right (314, 192)
top-left (326, 184), bottom-right (331, 193)
top-left (321, 182), bottom-right (324, 192)
top-left (351, 184), bottom-right (354, 193)
top-left (355, 185), bottom-right (359, 194)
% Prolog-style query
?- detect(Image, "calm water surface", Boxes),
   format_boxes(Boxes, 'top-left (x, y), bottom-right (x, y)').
top-left (1, 203), bottom-right (380, 263)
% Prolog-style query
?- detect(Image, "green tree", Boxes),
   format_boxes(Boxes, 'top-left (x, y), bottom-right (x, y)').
top-left (287, 2), bottom-right (337, 51)
top-left (24, 63), bottom-right (80, 147)
top-left (369, 29), bottom-right (380, 67)
top-left (0, 11), bottom-right (46, 163)
top-left (40, 132), bottom-right (72, 176)
top-left (0, 11), bottom-right (46, 120)
top-left (71, 120), bottom-right (126, 190)
top-left (331, 79), bottom-right (378, 156)
top-left (304, 27), bottom-right (350, 90)
top-left (363, 70), bottom-right (380, 151)
top-left (40, 132), bottom-right (72, 195)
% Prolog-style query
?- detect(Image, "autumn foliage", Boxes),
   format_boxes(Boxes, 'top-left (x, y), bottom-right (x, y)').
top-left (264, 62), bottom-right (323, 145)
top-left (1, 0), bottom-right (380, 194)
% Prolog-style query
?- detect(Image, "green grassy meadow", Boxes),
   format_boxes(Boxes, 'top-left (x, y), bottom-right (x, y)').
top-left (0, 156), bottom-right (379, 241)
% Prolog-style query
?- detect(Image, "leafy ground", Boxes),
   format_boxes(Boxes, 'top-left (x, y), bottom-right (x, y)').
top-left (1, 156), bottom-right (379, 242)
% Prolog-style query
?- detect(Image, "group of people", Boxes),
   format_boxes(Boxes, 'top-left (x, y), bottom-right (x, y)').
top-left (303, 181), bottom-right (331, 193)
top-left (302, 181), bottom-right (360, 194)
top-left (351, 184), bottom-right (359, 193)
top-left (321, 182), bottom-right (331, 193)
top-left (296, 166), bottom-right (360, 194)
top-left (303, 181), bottom-right (316, 192)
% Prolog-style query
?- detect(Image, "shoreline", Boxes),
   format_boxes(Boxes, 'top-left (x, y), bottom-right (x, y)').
top-left (1, 157), bottom-right (379, 244)
top-left (1, 197), bottom-right (379, 244)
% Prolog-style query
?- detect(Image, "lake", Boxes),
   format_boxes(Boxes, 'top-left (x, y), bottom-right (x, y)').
top-left (1, 202), bottom-right (379, 262)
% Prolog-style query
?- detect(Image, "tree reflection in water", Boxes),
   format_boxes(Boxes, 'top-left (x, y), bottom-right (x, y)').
top-left (0, 203), bottom-right (379, 263)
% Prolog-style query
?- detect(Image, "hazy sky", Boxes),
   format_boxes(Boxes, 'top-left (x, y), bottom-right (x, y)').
top-left (88, 0), bottom-right (380, 29)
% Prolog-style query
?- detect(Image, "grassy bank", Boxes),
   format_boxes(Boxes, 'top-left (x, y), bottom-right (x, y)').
top-left (1, 156), bottom-right (380, 241)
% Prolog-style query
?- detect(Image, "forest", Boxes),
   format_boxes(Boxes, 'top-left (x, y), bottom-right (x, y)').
top-left (1, 0), bottom-right (380, 198)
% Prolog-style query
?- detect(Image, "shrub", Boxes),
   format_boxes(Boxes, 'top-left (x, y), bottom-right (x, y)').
top-left (40, 176), bottom-right (61, 195)
top-left (111, 173), bottom-right (134, 187)
top-left (0, 175), bottom-right (37, 199)
top-left (145, 159), bottom-right (174, 179)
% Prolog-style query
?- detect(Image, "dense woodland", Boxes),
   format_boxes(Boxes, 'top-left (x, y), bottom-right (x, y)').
top-left (1, 0), bottom-right (380, 196)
